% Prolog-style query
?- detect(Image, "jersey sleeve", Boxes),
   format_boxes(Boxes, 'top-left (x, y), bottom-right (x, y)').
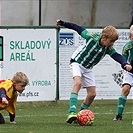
top-left (106, 46), bottom-right (116, 56)
top-left (0, 80), bottom-right (13, 103)
top-left (107, 47), bottom-right (129, 69)
top-left (0, 80), bottom-right (13, 92)
top-left (59, 20), bottom-right (101, 41)
top-left (81, 29), bottom-right (101, 41)
top-left (122, 43), bottom-right (129, 61)
top-left (59, 20), bottom-right (85, 35)
top-left (0, 88), bottom-right (6, 98)
top-left (111, 52), bottom-right (128, 69)
top-left (122, 41), bottom-right (133, 62)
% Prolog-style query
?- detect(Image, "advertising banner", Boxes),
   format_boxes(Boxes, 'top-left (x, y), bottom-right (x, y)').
top-left (0, 27), bottom-right (132, 101)
top-left (59, 28), bottom-right (132, 100)
top-left (0, 28), bottom-right (57, 101)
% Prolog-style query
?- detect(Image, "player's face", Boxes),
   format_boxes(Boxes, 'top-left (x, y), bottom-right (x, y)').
top-left (14, 82), bottom-right (26, 93)
top-left (101, 37), bottom-right (116, 47)
top-left (129, 34), bottom-right (133, 42)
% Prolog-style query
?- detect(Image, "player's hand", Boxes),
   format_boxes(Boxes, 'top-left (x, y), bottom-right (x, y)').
top-left (124, 64), bottom-right (132, 71)
top-left (2, 98), bottom-right (8, 105)
top-left (56, 19), bottom-right (61, 26)
top-left (10, 121), bottom-right (16, 124)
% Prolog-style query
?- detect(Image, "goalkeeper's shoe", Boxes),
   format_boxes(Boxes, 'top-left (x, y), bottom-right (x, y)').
top-left (113, 114), bottom-right (122, 121)
top-left (66, 112), bottom-right (77, 124)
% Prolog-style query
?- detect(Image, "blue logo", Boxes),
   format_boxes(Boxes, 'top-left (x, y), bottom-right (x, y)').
top-left (59, 33), bottom-right (74, 46)
top-left (0, 36), bottom-right (3, 61)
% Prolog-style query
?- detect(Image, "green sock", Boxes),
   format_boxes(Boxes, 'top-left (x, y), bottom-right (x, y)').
top-left (80, 102), bottom-right (90, 111)
top-left (68, 92), bottom-right (78, 114)
top-left (117, 95), bottom-right (127, 116)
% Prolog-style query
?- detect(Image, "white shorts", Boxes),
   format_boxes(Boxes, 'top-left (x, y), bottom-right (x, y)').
top-left (123, 71), bottom-right (133, 87)
top-left (69, 62), bottom-right (95, 87)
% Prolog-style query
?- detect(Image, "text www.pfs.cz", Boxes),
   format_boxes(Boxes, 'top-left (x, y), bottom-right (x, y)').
top-left (18, 91), bottom-right (39, 98)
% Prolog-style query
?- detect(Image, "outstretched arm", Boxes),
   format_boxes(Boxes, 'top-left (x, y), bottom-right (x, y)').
top-left (111, 52), bottom-right (132, 72)
top-left (56, 19), bottom-right (85, 35)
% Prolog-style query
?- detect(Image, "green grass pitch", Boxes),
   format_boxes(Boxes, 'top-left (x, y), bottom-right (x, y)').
top-left (0, 100), bottom-right (132, 133)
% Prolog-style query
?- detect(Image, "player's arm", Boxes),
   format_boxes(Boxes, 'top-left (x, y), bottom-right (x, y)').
top-left (56, 19), bottom-right (85, 35)
top-left (111, 52), bottom-right (132, 72)
top-left (0, 88), bottom-right (8, 105)
top-left (130, 60), bottom-right (133, 73)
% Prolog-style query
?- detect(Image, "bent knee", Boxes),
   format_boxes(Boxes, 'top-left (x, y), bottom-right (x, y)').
top-left (88, 92), bottom-right (96, 98)
top-left (74, 81), bottom-right (82, 88)
top-left (92, 92), bottom-right (96, 97)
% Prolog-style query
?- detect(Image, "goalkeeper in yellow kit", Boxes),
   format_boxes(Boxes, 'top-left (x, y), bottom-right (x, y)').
top-left (0, 72), bottom-right (29, 124)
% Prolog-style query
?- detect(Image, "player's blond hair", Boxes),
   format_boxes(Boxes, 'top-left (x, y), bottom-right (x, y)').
top-left (130, 25), bottom-right (133, 31)
top-left (101, 25), bottom-right (118, 40)
top-left (129, 25), bottom-right (133, 36)
top-left (12, 72), bottom-right (29, 85)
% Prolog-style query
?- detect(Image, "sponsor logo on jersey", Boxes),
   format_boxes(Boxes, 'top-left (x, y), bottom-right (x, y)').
top-left (86, 32), bottom-right (99, 40)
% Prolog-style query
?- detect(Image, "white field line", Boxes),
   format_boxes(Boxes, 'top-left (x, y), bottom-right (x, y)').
top-left (3, 111), bottom-right (133, 119)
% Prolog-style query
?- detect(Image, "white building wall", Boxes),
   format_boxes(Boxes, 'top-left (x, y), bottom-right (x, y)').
top-left (0, 0), bottom-right (132, 27)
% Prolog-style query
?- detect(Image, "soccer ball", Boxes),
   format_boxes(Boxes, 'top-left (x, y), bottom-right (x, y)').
top-left (77, 109), bottom-right (95, 126)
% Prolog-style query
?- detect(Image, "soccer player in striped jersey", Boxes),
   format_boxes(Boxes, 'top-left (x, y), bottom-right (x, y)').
top-left (0, 72), bottom-right (29, 124)
top-left (56, 20), bottom-right (132, 124)
top-left (113, 25), bottom-right (133, 121)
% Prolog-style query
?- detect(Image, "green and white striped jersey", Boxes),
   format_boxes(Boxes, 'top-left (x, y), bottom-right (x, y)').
top-left (122, 40), bottom-right (133, 64)
top-left (71, 29), bottom-right (116, 68)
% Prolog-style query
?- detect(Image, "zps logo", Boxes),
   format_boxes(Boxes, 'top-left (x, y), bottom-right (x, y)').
top-left (59, 33), bottom-right (74, 46)
top-left (0, 36), bottom-right (3, 61)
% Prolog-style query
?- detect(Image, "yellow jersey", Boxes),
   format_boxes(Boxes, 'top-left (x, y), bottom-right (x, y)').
top-left (0, 79), bottom-right (17, 114)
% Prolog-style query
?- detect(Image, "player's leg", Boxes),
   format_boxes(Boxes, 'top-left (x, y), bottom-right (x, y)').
top-left (113, 84), bottom-right (130, 121)
top-left (66, 62), bottom-right (82, 124)
top-left (66, 76), bottom-right (81, 124)
top-left (80, 86), bottom-right (96, 111)
top-left (68, 76), bottom-right (82, 113)
top-left (79, 68), bottom-right (96, 111)
top-left (118, 84), bottom-right (130, 114)
top-left (0, 113), bottom-right (5, 124)
top-left (114, 71), bottom-right (132, 121)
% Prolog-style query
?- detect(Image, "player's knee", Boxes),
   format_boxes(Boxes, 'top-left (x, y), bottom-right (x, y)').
top-left (122, 84), bottom-right (130, 96)
top-left (89, 92), bottom-right (96, 98)
top-left (92, 92), bottom-right (96, 98)
top-left (74, 81), bottom-right (82, 88)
